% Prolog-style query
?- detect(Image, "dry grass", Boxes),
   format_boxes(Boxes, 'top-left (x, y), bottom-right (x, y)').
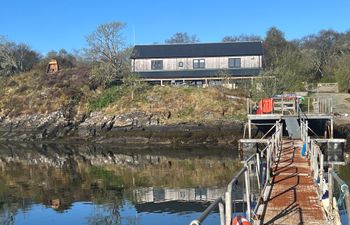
top-left (0, 68), bottom-right (247, 123)
top-left (0, 68), bottom-right (91, 117)
top-left (103, 85), bottom-right (247, 123)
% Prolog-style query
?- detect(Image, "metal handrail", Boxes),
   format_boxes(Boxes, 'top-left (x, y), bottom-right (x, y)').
top-left (328, 169), bottom-right (350, 224)
top-left (189, 121), bottom-right (283, 225)
top-left (190, 197), bottom-right (225, 225)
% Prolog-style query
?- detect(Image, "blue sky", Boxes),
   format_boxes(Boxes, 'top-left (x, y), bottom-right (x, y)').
top-left (1, 0), bottom-right (349, 54)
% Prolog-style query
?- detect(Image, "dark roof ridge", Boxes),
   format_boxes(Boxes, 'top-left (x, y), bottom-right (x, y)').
top-left (131, 41), bottom-right (263, 59)
top-left (134, 41), bottom-right (263, 47)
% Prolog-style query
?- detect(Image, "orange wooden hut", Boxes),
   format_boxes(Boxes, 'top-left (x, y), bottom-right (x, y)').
top-left (47, 59), bottom-right (59, 74)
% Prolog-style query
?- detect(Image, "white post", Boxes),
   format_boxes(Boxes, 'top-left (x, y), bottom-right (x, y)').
top-left (267, 143), bottom-right (271, 182)
top-left (244, 166), bottom-right (251, 221)
top-left (328, 169), bottom-right (334, 220)
top-left (320, 154), bottom-right (324, 196)
top-left (330, 117), bottom-right (334, 139)
top-left (305, 120), bottom-right (308, 142)
top-left (256, 153), bottom-right (261, 190)
top-left (225, 191), bottom-right (231, 225)
top-left (219, 202), bottom-right (225, 225)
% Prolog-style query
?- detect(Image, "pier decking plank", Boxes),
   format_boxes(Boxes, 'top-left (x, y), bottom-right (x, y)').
top-left (262, 140), bottom-right (328, 225)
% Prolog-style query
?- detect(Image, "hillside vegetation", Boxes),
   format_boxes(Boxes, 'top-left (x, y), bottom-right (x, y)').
top-left (0, 68), bottom-right (246, 124)
top-left (2, 22), bottom-right (350, 124)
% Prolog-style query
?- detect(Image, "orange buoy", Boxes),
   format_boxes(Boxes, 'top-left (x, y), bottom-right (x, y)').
top-left (232, 216), bottom-right (251, 225)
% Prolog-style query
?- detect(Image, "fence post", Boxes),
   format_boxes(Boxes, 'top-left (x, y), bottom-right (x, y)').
top-left (244, 164), bottom-right (251, 221)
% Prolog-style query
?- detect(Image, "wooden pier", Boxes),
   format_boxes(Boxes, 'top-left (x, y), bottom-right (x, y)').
top-left (261, 140), bottom-right (328, 225)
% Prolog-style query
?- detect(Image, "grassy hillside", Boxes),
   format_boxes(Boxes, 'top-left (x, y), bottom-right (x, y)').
top-left (0, 68), bottom-right (247, 123)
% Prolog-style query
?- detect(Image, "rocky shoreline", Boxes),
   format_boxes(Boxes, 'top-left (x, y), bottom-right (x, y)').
top-left (0, 111), bottom-right (244, 145)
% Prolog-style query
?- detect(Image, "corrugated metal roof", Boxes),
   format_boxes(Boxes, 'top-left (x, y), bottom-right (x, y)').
top-left (134, 68), bottom-right (261, 79)
top-left (131, 42), bottom-right (263, 59)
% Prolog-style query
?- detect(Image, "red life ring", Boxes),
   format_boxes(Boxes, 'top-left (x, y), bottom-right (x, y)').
top-left (232, 216), bottom-right (251, 225)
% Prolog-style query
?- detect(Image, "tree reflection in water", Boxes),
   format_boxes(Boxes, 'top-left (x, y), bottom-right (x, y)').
top-left (0, 143), bottom-right (241, 224)
top-left (87, 204), bottom-right (121, 225)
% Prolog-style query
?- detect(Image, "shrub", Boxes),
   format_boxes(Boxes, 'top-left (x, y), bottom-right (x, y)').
top-left (88, 86), bottom-right (124, 111)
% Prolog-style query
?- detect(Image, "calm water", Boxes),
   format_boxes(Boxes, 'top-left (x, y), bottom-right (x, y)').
top-left (0, 143), bottom-right (241, 225)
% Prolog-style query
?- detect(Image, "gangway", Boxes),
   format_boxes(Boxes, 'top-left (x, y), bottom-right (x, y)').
top-left (189, 119), bottom-right (349, 225)
top-left (284, 116), bottom-right (301, 139)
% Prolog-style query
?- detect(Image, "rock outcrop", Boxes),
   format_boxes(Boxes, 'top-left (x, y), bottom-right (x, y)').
top-left (0, 111), bottom-right (243, 145)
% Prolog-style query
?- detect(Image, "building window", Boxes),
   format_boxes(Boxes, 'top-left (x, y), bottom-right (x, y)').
top-left (151, 60), bottom-right (163, 70)
top-left (193, 59), bottom-right (205, 69)
top-left (228, 58), bottom-right (241, 68)
top-left (178, 62), bottom-right (183, 67)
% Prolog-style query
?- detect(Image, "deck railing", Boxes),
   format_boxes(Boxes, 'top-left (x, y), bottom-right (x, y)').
top-left (300, 119), bottom-right (349, 224)
top-left (191, 117), bottom-right (348, 225)
top-left (189, 121), bottom-right (283, 225)
top-left (247, 96), bottom-right (333, 115)
top-left (328, 169), bottom-right (350, 224)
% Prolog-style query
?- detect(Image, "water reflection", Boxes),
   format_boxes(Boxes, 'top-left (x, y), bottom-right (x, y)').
top-left (0, 143), bottom-right (240, 225)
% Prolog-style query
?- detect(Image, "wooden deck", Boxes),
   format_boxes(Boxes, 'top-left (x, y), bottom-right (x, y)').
top-left (261, 140), bottom-right (328, 225)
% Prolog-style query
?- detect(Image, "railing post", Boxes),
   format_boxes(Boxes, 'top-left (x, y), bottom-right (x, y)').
top-left (328, 168), bottom-right (334, 220)
top-left (305, 120), bottom-right (308, 142)
top-left (320, 154), bottom-right (324, 197)
top-left (244, 164), bottom-right (251, 221)
top-left (280, 122), bottom-right (283, 149)
top-left (256, 153), bottom-right (261, 191)
top-left (225, 190), bottom-right (231, 225)
top-left (219, 201), bottom-right (225, 225)
top-left (306, 136), bottom-right (310, 157)
top-left (267, 142), bottom-right (271, 182)
top-left (330, 117), bottom-right (334, 139)
top-left (301, 121), bottom-right (304, 142)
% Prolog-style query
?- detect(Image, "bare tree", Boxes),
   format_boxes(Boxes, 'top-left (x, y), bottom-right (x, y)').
top-left (13, 43), bottom-right (40, 72)
top-left (0, 37), bottom-right (40, 76)
top-left (0, 37), bottom-right (17, 76)
top-left (165, 32), bottom-right (199, 44)
top-left (86, 22), bottom-right (130, 87)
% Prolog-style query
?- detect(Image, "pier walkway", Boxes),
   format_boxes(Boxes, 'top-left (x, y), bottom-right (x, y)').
top-left (261, 140), bottom-right (327, 225)
top-left (190, 96), bottom-right (349, 225)
top-left (190, 118), bottom-right (349, 225)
